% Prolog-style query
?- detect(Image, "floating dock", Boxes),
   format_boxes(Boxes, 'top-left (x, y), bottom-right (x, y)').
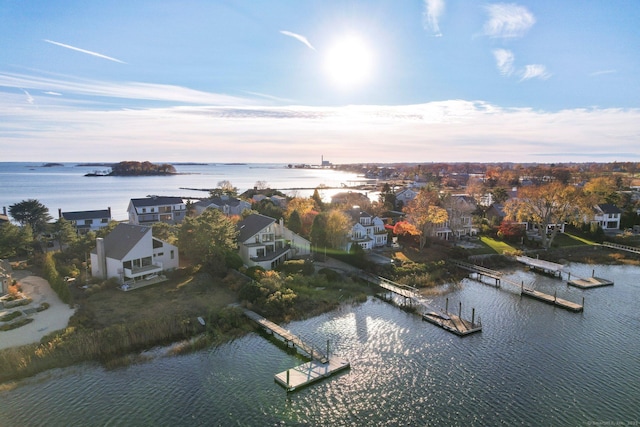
top-left (521, 287), bottom-right (583, 312)
top-left (567, 276), bottom-right (614, 289)
top-left (243, 309), bottom-right (350, 392)
top-left (422, 310), bottom-right (482, 336)
top-left (368, 275), bottom-right (482, 336)
top-left (274, 357), bottom-right (350, 392)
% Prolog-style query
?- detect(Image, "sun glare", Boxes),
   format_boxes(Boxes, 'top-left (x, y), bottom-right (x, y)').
top-left (324, 34), bottom-right (374, 89)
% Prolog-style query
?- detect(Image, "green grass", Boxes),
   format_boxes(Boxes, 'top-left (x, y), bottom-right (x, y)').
top-left (479, 236), bottom-right (517, 254)
top-left (553, 233), bottom-right (596, 247)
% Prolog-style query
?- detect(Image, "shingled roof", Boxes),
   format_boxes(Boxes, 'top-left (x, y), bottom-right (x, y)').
top-left (237, 214), bottom-right (276, 243)
top-left (92, 223), bottom-right (151, 260)
top-left (130, 196), bottom-right (183, 207)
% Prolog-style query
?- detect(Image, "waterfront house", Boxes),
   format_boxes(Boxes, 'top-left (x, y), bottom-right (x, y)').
top-left (193, 195), bottom-right (251, 217)
top-left (237, 214), bottom-right (310, 270)
top-left (128, 196), bottom-right (186, 225)
top-left (346, 209), bottom-right (388, 251)
top-left (90, 223), bottom-right (178, 284)
top-left (59, 207), bottom-right (112, 234)
top-left (592, 203), bottom-right (622, 231)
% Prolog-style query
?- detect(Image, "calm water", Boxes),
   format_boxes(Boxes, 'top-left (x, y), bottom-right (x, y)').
top-left (1, 263), bottom-right (639, 426)
top-left (0, 162), bottom-right (365, 221)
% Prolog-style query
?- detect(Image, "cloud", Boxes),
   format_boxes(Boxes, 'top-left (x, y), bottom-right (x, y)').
top-left (483, 4), bottom-right (535, 38)
top-left (0, 72), bottom-right (255, 106)
top-left (22, 89), bottom-right (34, 104)
top-left (493, 49), bottom-right (515, 76)
top-left (590, 69), bottom-right (616, 77)
top-left (44, 39), bottom-right (126, 64)
top-left (280, 31), bottom-right (315, 50)
top-left (422, 0), bottom-right (445, 37)
top-left (520, 64), bottom-right (551, 81)
top-left (1, 94), bottom-right (638, 163)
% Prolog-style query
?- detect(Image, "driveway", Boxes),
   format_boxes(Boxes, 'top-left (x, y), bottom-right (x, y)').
top-left (0, 270), bottom-right (76, 350)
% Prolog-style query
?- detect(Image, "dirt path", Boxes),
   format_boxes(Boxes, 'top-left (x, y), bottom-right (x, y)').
top-left (0, 270), bottom-right (76, 350)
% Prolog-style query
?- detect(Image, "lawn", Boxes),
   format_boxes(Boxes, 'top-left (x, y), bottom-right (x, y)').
top-left (477, 236), bottom-right (517, 254)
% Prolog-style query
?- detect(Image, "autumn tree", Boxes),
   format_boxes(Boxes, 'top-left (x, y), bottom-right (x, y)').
top-left (324, 209), bottom-right (351, 250)
top-left (583, 176), bottom-right (621, 205)
top-left (287, 209), bottom-right (302, 234)
top-left (9, 199), bottom-right (52, 233)
top-left (403, 188), bottom-right (449, 250)
top-left (503, 182), bottom-right (589, 249)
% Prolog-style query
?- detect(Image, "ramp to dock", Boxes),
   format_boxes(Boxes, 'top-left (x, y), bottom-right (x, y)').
top-left (243, 309), bottom-right (350, 392)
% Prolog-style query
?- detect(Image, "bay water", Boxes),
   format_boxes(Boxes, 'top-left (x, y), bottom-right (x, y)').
top-left (0, 162), bottom-right (366, 221)
top-left (1, 263), bottom-right (639, 426)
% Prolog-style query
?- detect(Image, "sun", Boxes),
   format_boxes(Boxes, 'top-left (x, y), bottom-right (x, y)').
top-left (323, 34), bottom-right (374, 89)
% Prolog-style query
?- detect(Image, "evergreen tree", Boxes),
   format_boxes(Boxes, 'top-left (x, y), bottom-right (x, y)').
top-left (287, 210), bottom-right (302, 234)
top-left (9, 199), bottom-right (52, 233)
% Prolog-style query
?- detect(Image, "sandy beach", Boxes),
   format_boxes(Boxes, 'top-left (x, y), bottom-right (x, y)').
top-left (0, 270), bottom-right (76, 351)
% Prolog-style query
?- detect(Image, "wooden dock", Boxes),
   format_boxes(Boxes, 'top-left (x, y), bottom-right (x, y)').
top-left (450, 260), bottom-right (584, 313)
top-left (243, 309), bottom-right (350, 392)
top-left (515, 255), bottom-right (565, 278)
top-left (567, 276), bottom-right (614, 289)
top-left (521, 287), bottom-right (583, 312)
top-left (602, 242), bottom-right (640, 255)
top-left (367, 275), bottom-right (482, 336)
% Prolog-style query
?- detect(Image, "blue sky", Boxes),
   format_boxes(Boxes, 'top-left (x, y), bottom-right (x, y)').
top-left (1, 0), bottom-right (639, 163)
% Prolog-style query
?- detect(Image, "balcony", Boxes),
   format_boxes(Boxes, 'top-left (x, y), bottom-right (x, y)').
top-left (124, 263), bottom-right (163, 280)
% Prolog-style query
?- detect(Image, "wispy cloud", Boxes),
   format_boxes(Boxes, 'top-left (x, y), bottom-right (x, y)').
top-left (493, 49), bottom-right (515, 76)
top-left (422, 0), bottom-right (445, 37)
top-left (280, 31), bottom-right (315, 50)
top-left (590, 69), bottom-right (616, 77)
top-left (44, 39), bottom-right (126, 64)
top-left (520, 64), bottom-right (551, 81)
top-left (22, 89), bottom-right (34, 104)
top-left (483, 4), bottom-right (535, 38)
top-left (0, 72), bottom-right (254, 106)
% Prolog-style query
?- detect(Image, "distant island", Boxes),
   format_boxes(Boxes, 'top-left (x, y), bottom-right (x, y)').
top-left (84, 161), bottom-right (177, 176)
top-left (41, 163), bottom-right (64, 167)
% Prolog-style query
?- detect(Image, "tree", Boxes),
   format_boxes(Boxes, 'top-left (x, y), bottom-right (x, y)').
top-left (52, 218), bottom-right (78, 252)
top-left (254, 180), bottom-right (268, 190)
top-left (404, 188), bottom-right (449, 250)
top-left (0, 222), bottom-right (33, 258)
top-left (491, 187), bottom-right (510, 204)
top-left (178, 209), bottom-right (238, 265)
top-left (311, 188), bottom-right (324, 210)
top-left (287, 209), bottom-right (302, 234)
top-left (209, 180), bottom-right (238, 198)
top-left (503, 182), bottom-right (589, 249)
top-left (378, 183), bottom-right (396, 211)
top-left (9, 199), bottom-right (52, 233)
top-left (310, 212), bottom-right (329, 251)
top-left (583, 176), bottom-right (621, 205)
top-left (325, 209), bottom-right (351, 250)
top-left (152, 222), bottom-right (178, 245)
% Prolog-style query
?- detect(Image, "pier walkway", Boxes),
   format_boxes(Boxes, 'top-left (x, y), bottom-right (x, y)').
top-left (243, 309), bottom-right (349, 392)
top-left (602, 242), bottom-right (640, 255)
top-left (360, 273), bottom-right (482, 336)
top-left (449, 260), bottom-right (583, 312)
top-left (515, 256), bottom-right (565, 277)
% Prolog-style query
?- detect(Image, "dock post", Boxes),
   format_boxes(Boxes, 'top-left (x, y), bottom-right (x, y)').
top-left (582, 296), bottom-right (585, 309)
top-left (521, 281), bottom-right (524, 291)
top-left (568, 272), bottom-right (571, 281)
top-left (472, 308), bottom-right (475, 326)
top-left (554, 291), bottom-right (557, 302)
top-left (592, 269), bottom-right (595, 277)
top-left (327, 339), bottom-right (330, 358)
top-left (286, 369), bottom-right (290, 387)
top-left (446, 297), bottom-right (449, 312)
top-left (459, 301), bottom-right (462, 317)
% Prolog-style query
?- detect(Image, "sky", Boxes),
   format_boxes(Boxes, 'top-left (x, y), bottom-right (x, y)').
top-left (1, 0), bottom-right (639, 164)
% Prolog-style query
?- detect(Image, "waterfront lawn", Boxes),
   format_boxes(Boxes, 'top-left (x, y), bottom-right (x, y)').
top-left (477, 236), bottom-right (517, 255)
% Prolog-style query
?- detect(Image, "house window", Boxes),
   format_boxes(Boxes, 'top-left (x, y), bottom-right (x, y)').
top-left (142, 256), bottom-right (152, 267)
top-left (156, 252), bottom-right (164, 257)
top-left (142, 208), bottom-right (147, 213)
top-left (101, 218), bottom-right (108, 223)
top-left (170, 250), bottom-right (174, 259)
top-left (85, 219), bottom-right (93, 225)
top-left (132, 259), bottom-right (141, 268)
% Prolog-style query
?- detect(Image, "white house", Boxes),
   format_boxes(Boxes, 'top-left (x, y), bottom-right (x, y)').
top-left (237, 214), bottom-right (310, 270)
top-left (395, 188), bottom-right (418, 208)
top-left (346, 209), bottom-right (388, 251)
top-left (59, 207), bottom-right (112, 234)
top-left (193, 196), bottom-right (251, 216)
top-left (90, 223), bottom-right (179, 284)
top-left (592, 204), bottom-right (622, 231)
top-left (128, 196), bottom-right (186, 225)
